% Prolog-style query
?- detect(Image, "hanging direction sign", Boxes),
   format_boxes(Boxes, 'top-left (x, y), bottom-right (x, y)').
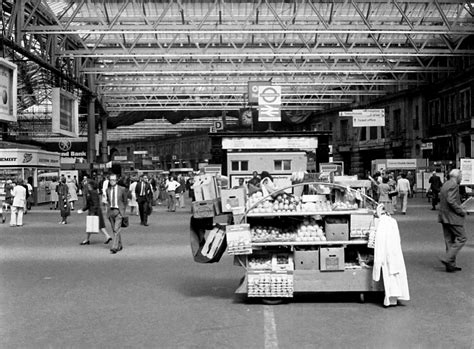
top-left (339, 108), bottom-right (385, 127)
top-left (258, 86), bottom-right (281, 122)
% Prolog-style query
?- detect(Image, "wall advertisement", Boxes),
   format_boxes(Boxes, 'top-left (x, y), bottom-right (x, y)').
top-left (0, 58), bottom-right (17, 123)
top-left (460, 158), bottom-right (474, 185)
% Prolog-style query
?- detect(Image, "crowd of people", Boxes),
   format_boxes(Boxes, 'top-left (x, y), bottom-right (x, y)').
top-left (368, 168), bottom-right (468, 273)
top-left (2, 172), bottom-right (193, 253)
top-left (2, 168), bottom-right (469, 265)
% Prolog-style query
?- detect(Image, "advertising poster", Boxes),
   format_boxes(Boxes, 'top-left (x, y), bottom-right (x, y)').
top-left (0, 58), bottom-right (17, 122)
top-left (460, 158), bottom-right (474, 185)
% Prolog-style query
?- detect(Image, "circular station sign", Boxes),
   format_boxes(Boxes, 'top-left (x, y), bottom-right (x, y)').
top-left (259, 86), bottom-right (280, 104)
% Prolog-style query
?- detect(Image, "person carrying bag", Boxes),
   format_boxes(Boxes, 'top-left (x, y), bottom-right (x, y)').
top-left (77, 180), bottom-right (112, 246)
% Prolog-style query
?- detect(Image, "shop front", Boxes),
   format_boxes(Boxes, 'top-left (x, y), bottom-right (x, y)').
top-left (0, 149), bottom-right (60, 205)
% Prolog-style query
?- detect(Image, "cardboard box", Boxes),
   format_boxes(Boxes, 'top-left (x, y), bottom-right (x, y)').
top-left (192, 200), bottom-right (216, 218)
top-left (350, 214), bottom-right (374, 239)
top-left (325, 218), bottom-right (349, 241)
top-left (272, 253), bottom-right (294, 271)
top-left (294, 250), bottom-right (319, 270)
top-left (320, 247), bottom-right (345, 271)
top-left (193, 174), bottom-right (220, 201)
top-left (194, 186), bottom-right (204, 201)
top-left (201, 176), bottom-right (218, 200)
top-left (226, 223), bottom-right (252, 255)
top-left (221, 188), bottom-right (246, 212)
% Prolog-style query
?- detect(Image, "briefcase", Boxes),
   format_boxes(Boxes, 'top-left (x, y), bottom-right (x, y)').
top-left (86, 215), bottom-right (99, 234)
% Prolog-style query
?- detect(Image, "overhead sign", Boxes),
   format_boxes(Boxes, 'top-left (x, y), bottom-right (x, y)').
top-left (319, 161), bottom-right (344, 175)
top-left (222, 137), bottom-right (318, 150)
top-left (421, 142), bottom-right (433, 150)
top-left (114, 155), bottom-right (128, 161)
top-left (133, 150), bottom-right (148, 155)
top-left (0, 58), bottom-right (17, 123)
top-left (339, 108), bottom-right (385, 127)
top-left (386, 159), bottom-right (417, 169)
top-left (52, 88), bottom-right (79, 137)
top-left (258, 86), bottom-right (281, 122)
top-left (248, 81), bottom-right (270, 104)
top-left (0, 149), bottom-right (60, 167)
top-left (214, 120), bottom-right (224, 130)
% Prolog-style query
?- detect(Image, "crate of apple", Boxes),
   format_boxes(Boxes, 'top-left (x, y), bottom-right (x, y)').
top-left (332, 201), bottom-right (359, 210)
top-left (295, 219), bottom-right (327, 242)
top-left (251, 226), bottom-right (297, 242)
top-left (271, 193), bottom-right (301, 213)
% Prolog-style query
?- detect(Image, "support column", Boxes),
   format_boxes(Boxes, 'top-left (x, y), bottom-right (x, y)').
top-left (101, 115), bottom-right (108, 163)
top-left (87, 97), bottom-right (96, 165)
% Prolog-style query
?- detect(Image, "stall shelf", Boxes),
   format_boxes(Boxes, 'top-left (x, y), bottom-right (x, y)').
top-left (230, 182), bottom-right (384, 303)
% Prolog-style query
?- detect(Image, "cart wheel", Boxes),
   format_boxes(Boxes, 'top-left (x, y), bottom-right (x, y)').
top-left (262, 298), bottom-right (283, 305)
top-left (359, 293), bottom-right (365, 303)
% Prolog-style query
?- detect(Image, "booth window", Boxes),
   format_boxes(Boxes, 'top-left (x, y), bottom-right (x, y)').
top-left (274, 160), bottom-right (291, 171)
top-left (231, 160), bottom-right (248, 171)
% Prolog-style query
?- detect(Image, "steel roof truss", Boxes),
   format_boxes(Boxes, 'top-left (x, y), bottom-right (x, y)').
top-left (433, 0), bottom-right (452, 31)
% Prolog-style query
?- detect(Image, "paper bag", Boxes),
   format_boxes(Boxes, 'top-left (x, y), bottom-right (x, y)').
top-left (86, 215), bottom-right (99, 234)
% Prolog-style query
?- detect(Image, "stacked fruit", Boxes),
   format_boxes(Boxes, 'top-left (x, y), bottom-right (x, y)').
top-left (248, 274), bottom-right (294, 297)
top-left (251, 225), bottom-right (297, 242)
top-left (332, 201), bottom-right (359, 210)
top-left (295, 218), bottom-right (327, 242)
top-left (248, 256), bottom-right (272, 269)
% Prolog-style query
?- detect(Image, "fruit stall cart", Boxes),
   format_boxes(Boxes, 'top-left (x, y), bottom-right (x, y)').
top-left (226, 182), bottom-right (385, 304)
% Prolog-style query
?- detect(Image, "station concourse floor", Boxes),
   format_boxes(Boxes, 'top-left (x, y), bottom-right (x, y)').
top-left (0, 196), bottom-right (473, 349)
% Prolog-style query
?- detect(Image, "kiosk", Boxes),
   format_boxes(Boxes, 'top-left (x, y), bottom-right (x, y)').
top-left (0, 148), bottom-right (60, 204)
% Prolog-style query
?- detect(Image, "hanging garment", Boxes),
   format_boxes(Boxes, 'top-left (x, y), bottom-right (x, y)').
top-left (373, 215), bottom-right (410, 306)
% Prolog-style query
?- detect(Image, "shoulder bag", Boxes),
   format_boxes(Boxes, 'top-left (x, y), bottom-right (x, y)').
top-left (121, 216), bottom-right (129, 228)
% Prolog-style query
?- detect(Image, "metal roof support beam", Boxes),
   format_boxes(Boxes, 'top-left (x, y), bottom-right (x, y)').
top-left (1, 35), bottom-right (96, 97)
top-left (434, 0), bottom-right (452, 31)
top-left (24, 27), bottom-right (474, 35)
top-left (393, 0), bottom-right (414, 30)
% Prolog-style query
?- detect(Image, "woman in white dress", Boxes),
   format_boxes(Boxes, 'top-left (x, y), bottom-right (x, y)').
top-left (66, 178), bottom-right (78, 210)
top-left (128, 178), bottom-right (139, 215)
top-left (49, 177), bottom-right (59, 210)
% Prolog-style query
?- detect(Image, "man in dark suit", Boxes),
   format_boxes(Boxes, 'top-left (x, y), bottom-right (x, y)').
top-left (438, 169), bottom-right (467, 272)
top-left (135, 175), bottom-right (153, 226)
top-left (106, 174), bottom-right (129, 254)
top-left (429, 171), bottom-right (443, 210)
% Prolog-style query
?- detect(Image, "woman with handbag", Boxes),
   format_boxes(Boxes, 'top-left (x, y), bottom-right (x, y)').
top-left (56, 176), bottom-right (71, 224)
top-left (77, 180), bottom-right (112, 246)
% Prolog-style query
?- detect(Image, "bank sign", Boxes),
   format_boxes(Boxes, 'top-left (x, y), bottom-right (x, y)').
top-left (0, 149), bottom-right (60, 167)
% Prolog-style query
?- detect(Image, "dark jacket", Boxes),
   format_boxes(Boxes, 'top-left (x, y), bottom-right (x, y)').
top-left (106, 185), bottom-right (128, 216)
top-left (135, 181), bottom-right (153, 202)
top-left (438, 178), bottom-right (466, 226)
top-left (82, 190), bottom-right (101, 216)
top-left (429, 175), bottom-right (442, 193)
